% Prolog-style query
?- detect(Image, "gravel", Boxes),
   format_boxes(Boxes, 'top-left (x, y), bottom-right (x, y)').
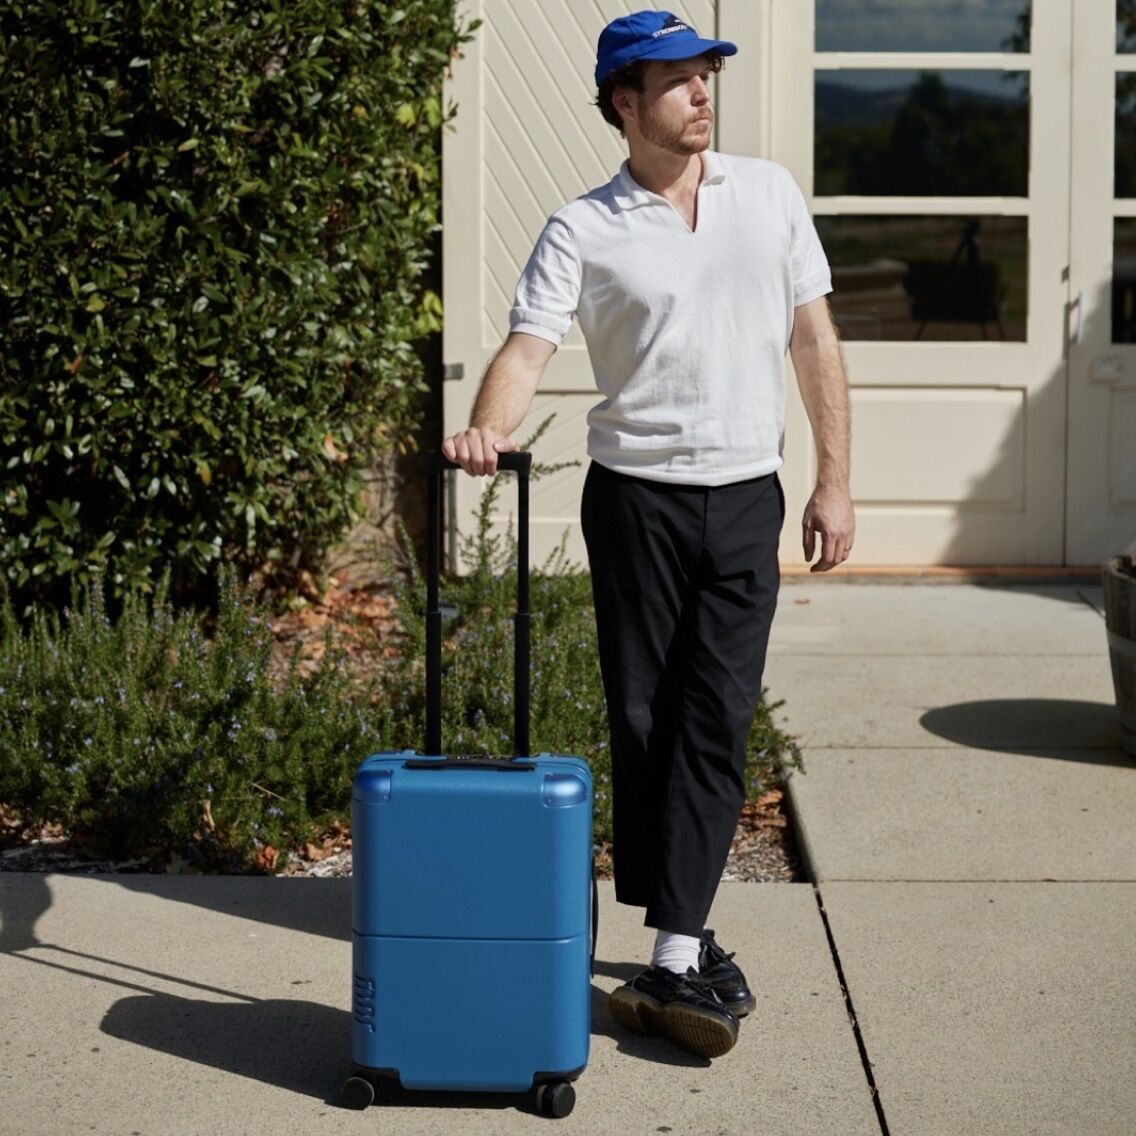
top-left (0, 821), bottom-right (801, 883)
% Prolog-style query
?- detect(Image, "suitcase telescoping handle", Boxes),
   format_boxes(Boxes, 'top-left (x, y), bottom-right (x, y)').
top-left (426, 450), bottom-right (532, 760)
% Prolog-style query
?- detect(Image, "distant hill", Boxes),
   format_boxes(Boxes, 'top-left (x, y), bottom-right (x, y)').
top-left (816, 78), bottom-right (1026, 127)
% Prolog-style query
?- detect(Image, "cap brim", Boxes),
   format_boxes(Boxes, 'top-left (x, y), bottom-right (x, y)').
top-left (638, 37), bottom-right (738, 64)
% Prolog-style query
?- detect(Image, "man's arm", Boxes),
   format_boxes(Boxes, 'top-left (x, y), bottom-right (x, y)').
top-left (788, 296), bottom-right (855, 572)
top-left (441, 332), bottom-right (557, 476)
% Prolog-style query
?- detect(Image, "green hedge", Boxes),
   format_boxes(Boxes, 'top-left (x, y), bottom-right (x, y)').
top-left (0, 1), bottom-right (476, 608)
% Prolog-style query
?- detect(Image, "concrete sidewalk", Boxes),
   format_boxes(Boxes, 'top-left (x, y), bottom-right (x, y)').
top-left (767, 580), bottom-right (1136, 1136)
top-left (1, 582), bottom-right (1133, 1135)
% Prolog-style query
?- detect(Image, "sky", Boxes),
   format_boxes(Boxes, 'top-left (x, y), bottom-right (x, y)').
top-left (815, 0), bottom-right (1030, 54)
top-left (815, 0), bottom-right (1031, 99)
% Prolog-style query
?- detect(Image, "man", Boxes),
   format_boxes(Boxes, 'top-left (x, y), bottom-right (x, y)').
top-left (442, 11), bottom-right (854, 1060)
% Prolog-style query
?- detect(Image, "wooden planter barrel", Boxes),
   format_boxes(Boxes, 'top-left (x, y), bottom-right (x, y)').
top-left (1103, 557), bottom-right (1136, 758)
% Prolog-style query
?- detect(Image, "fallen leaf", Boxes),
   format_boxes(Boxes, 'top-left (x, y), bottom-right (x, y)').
top-left (322, 434), bottom-right (348, 463)
top-left (298, 570), bottom-right (323, 601)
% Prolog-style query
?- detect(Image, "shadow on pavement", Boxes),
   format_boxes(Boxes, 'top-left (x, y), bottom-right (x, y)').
top-left (0, 874), bottom-right (351, 961)
top-left (0, 872), bottom-right (50, 952)
top-left (2, 926), bottom-right (699, 1110)
top-left (104, 875), bottom-right (353, 942)
top-left (4, 939), bottom-right (350, 1104)
top-left (101, 991), bottom-right (351, 1103)
top-left (93, 980), bottom-right (703, 1106)
top-left (592, 959), bottom-right (642, 983)
top-left (920, 698), bottom-right (1131, 764)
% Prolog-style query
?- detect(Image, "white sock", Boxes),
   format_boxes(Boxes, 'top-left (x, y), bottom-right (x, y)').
top-left (651, 929), bottom-right (701, 975)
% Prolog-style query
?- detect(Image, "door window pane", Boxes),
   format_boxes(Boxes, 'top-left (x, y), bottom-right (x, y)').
top-left (1115, 219), bottom-right (1136, 343)
top-left (1118, 74), bottom-right (1136, 196)
top-left (1119, 1), bottom-right (1136, 52)
top-left (816, 0), bottom-right (1031, 54)
top-left (815, 215), bottom-right (1028, 341)
top-left (816, 70), bottom-right (1029, 196)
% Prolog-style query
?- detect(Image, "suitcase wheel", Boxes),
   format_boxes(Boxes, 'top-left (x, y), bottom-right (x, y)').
top-left (534, 1081), bottom-right (576, 1118)
top-left (342, 1072), bottom-right (376, 1110)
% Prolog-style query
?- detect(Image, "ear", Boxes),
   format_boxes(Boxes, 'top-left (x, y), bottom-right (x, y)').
top-left (613, 88), bottom-right (637, 127)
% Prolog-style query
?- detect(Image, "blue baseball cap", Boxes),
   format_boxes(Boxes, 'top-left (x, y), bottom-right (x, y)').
top-left (595, 10), bottom-right (737, 87)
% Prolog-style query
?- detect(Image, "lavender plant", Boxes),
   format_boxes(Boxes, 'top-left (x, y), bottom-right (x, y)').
top-left (0, 570), bottom-right (381, 869)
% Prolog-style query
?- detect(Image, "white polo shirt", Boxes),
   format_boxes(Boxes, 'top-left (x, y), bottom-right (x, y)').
top-left (509, 150), bottom-right (832, 486)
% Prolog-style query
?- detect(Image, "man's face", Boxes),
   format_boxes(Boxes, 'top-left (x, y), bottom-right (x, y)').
top-left (622, 55), bottom-right (715, 155)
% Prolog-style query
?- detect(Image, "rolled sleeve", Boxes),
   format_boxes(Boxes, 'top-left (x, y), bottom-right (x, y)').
top-left (509, 216), bottom-right (581, 346)
top-left (787, 174), bottom-right (833, 308)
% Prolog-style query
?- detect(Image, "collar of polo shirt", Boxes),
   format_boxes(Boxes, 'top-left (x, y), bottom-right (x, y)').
top-left (612, 149), bottom-right (727, 211)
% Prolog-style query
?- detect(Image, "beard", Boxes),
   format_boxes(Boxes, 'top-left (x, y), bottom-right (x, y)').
top-left (635, 101), bottom-right (714, 155)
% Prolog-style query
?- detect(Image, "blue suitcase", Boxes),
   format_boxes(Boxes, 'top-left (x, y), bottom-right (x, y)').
top-left (343, 452), bottom-right (594, 1119)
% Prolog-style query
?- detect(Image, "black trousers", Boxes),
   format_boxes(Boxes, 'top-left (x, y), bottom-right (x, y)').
top-left (580, 461), bottom-right (784, 937)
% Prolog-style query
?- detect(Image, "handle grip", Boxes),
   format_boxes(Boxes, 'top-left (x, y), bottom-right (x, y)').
top-left (434, 451), bottom-right (533, 475)
top-left (426, 450), bottom-right (531, 758)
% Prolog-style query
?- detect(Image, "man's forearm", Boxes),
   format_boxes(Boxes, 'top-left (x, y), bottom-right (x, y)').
top-left (790, 311), bottom-right (856, 570)
top-left (443, 332), bottom-right (555, 476)
top-left (793, 335), bottom-right (851, 489)
top-left (469, 337), bottom-right (548, 434)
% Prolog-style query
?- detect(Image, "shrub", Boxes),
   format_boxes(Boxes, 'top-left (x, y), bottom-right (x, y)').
top-left (0, 1), bottom-right (477, 609)
top-left (0, 569), bottom-right (382, 869)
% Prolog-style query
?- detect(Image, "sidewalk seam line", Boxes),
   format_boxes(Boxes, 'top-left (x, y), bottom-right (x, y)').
top-left (783, 772), bottom-right (890, 1134)
top-left (812, 882), bottom-right (891, 1136)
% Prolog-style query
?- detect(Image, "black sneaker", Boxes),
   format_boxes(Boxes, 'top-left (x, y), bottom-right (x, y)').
top-left (608, 965), bottom-right (739, 1058)
top-left (698, 929), bottom-right (756, 1017)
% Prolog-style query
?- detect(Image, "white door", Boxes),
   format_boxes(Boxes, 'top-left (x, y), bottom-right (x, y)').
top-left (1066, 0), bottom-right (1136, 563)
top-left (771, 0), bottom-right (1073, 566)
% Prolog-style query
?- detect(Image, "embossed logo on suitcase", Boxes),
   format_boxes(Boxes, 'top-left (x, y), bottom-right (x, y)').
top-left (353, 974), bottom-right (377, 1033)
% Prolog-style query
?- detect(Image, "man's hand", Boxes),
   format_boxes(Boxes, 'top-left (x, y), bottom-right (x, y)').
top-left (802, 484), bottom-right (855, 572)
top-left (441, 427), bottom-right (518, 476)
top-left (440, 332), bottom-right (555, 476)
